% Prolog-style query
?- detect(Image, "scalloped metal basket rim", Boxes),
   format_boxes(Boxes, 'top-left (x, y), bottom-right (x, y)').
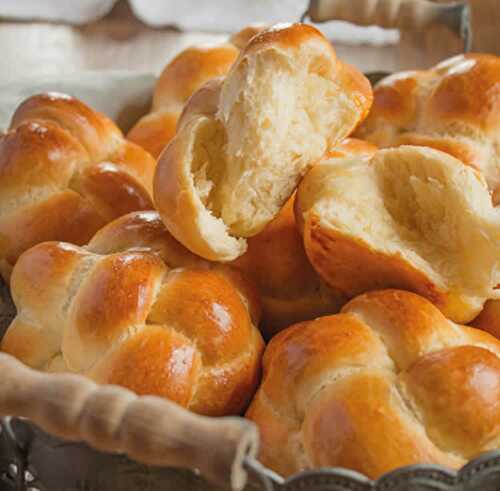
top-left (2, 415), bottom-right (500, 490)
top-left (277, 450), bottom-right (500, 488)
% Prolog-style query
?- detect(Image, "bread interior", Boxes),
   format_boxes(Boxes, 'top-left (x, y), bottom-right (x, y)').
top-left (317, 146), bottom-right (500, 297)
top-left (190, 42), bottom-right (358, 239)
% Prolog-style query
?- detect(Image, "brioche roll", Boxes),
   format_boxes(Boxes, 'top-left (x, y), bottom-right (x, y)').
top-left (1, 240), bottom-right (263, 416)
top-left (0, 93), bottom-right (156, 282)
top-left (232, 138), bottom-right (376, 337)
top-left (128, 43), bottom-right (239, 159)
top-left (356, 53), bottom-right (500, 203)
top-left (127, 25), bottom-right (267, 159)
top-left (471, 298), bottom-right (500, 339)
top-left (154, 23), bottom-right (372, 262)
top-left (247, 289), bottom-right (500, 478)
top-left (296, 145), bottom-right (500, 323)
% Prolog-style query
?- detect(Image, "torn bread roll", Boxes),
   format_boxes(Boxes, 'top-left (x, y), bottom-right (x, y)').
top-left (232, 138), bottom-right (376, 337)
top-left (296, 145), bottom-right (500, 323)
top-left (356, 53), bottom-right (500, 204)
top-left (246, 289), bottom-right (500, 478)
top-left (154, 23), bottom-right (373, 262)
top-left (127, 24), bottom-right (266, 159)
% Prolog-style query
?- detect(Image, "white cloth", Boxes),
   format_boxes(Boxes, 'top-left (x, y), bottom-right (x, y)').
top-left (0, 71), bottom-right (154, 132)
top-left (0, 0), bottom-right (398, 45)
top-left (0, 0), bottom-right (116, 24)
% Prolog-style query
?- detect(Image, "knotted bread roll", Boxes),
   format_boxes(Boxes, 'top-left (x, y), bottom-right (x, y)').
top-left (232, 138), bottom-right (377, 337)
top-left (154, 23), bottom-right (373, 262)
top-left (0, 93), bottom-right (156, 281)
top-left (127, 24), bottom-right (266, 159)
top-left (296, 145), bottom-right (500, 323)
top-left (246, 289), bottom-right (500, 478)
top-left (356, 54), bottom-right (500, 204)
top-left (1, 239), bottom-right (264, 416)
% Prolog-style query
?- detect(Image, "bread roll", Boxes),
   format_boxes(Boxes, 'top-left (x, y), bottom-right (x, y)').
top-left (1, 240), bottom-right (264, 416)
top-left (154, 23), bottom-right (373, 262)
top-left (246, 289), bottom-right (500, 478)
top-left (296, 145), bottom-right (500, 323)
top-left (471, 299), bottom-right (500, 339)
top-left (0, 93), bottom-right (156, 281)
top-left (127, 24), bottom-right (266, 159)
top-left (356, 53), bottom-right (500, 203)
top-left (127, 44), bottom-right (238, 159)
top-left (232, 138), bottom-right (376, 337)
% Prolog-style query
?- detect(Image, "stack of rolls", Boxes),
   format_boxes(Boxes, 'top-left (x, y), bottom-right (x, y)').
top-left (127, 24), bottom-right (266, 159)
top-left (1, 22), bottom-right (499, 480)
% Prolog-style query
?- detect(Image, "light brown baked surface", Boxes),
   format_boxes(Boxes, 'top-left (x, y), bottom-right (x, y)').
top-left (0, 92), bottom-right (156, 282)
top-left (127, 43), bottom-right (239, 159)
top-left (154, 23), bottom-right (372, 262)
top-left (471, 298), bottom-right (500, 340)
top-left (232, 138), bottom-right (376, 337)
top-left (127, 24), bottom-right (268, 159)
top-left (296, 145), bottom-right (500, 323)
top-left (246, 289), bottom-right (500, 478)
top-left (356, 53), bottom-right (500, 204)
top-left (1, 239), bottom-right (264, 416)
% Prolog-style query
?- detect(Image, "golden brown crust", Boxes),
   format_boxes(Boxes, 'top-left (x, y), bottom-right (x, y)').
top-left (95, 325), bottom-right (201, 407)
top-left (152, 44), bottom-right (239, 114)
top-left (296, 145), bottom-right (500, 323)
top-left (154, 23), bottom-right (372, 261)
top-left (303, 216), bottom-right (447, 308)
top-left (2, 241), bottom-right (264, 416)
top-left (231, 139), bottom-right (374, 337)
top-left (229, 23), bottom-right (268, 49)
top-left (401, 346), bottom-right (500, 456)
top-left (86, 210), bottom-right (262, 327)
top-left (127, 26), bottom-right (268, 159)
top-left (11, 92), bottom-right (122, 160)
top-left (471, 298), bottom-right (500, 339)
top-left (356, 53), bottom-right (500, 196)
top-left (127, 111), bottom-right (177, 160)
top-left (246, 289), bottom-right (500, 478)
top-left (87, 210), bottom-right (206, 268)
top-left (0, 93), bottom-right (156, 282)
top-left (232, 197), bottom-right (339, 337)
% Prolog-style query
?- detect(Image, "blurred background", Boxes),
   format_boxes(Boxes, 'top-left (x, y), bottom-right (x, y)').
top-left (0, 0), bottom-right (497, 130)
top-left (0, 0), bottom-right (497, 80)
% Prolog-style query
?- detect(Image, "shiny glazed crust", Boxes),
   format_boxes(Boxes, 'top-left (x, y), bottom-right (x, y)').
top-left (356, 53), bottom-right (500, 204)
top-left (127, 25), bottom-right (266, 159)
top-left (246, 289), bottom-right (500, 478)
top-left (1, 238), bottom-right (264, 417)
top-left (127, 43), bottom-right (239, 159)
top-left (0, 93), bottom-right (156, 282)
top-left (154, 23), bottom-right (373, 262)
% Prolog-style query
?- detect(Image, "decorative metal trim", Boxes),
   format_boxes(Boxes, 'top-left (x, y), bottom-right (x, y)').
top-left (4, 419), bottom-right (499, 491)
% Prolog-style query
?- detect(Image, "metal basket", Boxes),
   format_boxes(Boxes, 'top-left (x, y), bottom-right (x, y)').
top-left (1, 2), bottom-right (499, 490)
top-left (1, 417), bottom-right (500, 491)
